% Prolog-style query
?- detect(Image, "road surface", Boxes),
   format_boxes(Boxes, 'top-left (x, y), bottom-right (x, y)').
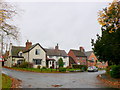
top-left (2, 68), bottom-right (106, 88)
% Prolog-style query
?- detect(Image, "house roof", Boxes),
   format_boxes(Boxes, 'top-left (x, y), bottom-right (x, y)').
top-left (23, 43), bottom-right (46, 53)
top-left (85, 51), bottom-right (93, 58)
top-left (45, 48), bottom-right (68, 57)
top-left (11, 46), bottom-right (26, 56)
top-left (70, 49), bottom-right (87, 57)
top-left (11, 43), bottom-right (46, 56)
top-left (69, 56), bottom-right (76, 64)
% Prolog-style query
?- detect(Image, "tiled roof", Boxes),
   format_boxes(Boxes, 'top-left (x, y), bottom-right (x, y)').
top-left (11, 46), bottom-right (26, 56)
top-left (85, 51), bottom-right (93, 58)
top-left (45, 48), bottom-right (68, 56)
top-left (11, 43), bottom-right (46, 56)
top-left (70, 49), bottom-right (86, 57)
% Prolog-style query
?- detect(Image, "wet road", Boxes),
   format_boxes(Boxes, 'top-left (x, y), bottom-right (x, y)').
top-left (2, 68), bottom-right (106, 88)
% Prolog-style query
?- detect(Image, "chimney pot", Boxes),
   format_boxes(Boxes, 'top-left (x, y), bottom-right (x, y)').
top-left (26, 40), bottom-right (32, 50)
top-left (79, 47), bottom-right (85, 52)
top-left (55, 43), bottom-right (59, 50)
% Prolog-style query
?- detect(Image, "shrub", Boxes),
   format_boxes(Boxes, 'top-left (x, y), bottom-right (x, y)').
top-left (28, 62), bottom-right (33, 68)
top-left (59, 67), bottom-right (66, 72)
top-left (110, 65), bottom-right (120, 78)
top-left (106, 66), bottom-right (111, 74)
top-left (17, 62), bottom-right (33, 68)
top-left (66, 66), bottom-right (72, 69)
top-left (18, 62), bottom-right (28, 68)
top-left (37, 65), bottom-right (41, 69)
top-left (58, 58), bottom-right (64, 68)
top-left (42, 66), bottom-right (47, 69)
top-left (72, 65), bottom-right (87, 71)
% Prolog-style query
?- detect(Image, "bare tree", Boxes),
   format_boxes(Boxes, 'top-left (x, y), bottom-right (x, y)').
top-left (0, 0), bottom-right (20, 54)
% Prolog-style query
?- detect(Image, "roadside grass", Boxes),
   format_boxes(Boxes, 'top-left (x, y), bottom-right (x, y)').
top-left (11, 67), bottom-right (82, 73)
top-left (2, 74), bottom-right (12, 89)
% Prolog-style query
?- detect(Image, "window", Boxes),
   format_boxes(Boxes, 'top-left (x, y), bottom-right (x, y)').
top-left (82, 57), bottom-right (85, 60)
top-left (77, 57), bottom-right (80, 60)
top-left (50, 61), bottom-right (52, 65)
top-left (17, 60), bottom-right (24, 65)
top-left (33, 59), bottom-right (42, 65)
top-left (18, 51), bottom-right (22, 56)
top-left (63, 56), bottom-right (66, 59)
top-left (78, 62), bottom-right (80, 65)
top-left (35, 49), bottom-right (40, 55)
top-left (49, 56), bottom-right (53, 58)
top-left (92, 57), bottom-right (94, 61)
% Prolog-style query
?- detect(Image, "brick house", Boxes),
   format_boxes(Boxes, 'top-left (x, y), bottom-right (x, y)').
top-left (68, 47), bottom-right (87, 66)
top-left (85, 51), bottom-right (97, 67)
top-left (85, 51), bottom-right (108, 68)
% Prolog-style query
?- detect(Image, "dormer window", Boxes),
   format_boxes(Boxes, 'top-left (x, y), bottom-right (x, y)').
top-left (35, 49), bottom-right (40, 55)
top-left (19, 51), bottom-right (23, 56)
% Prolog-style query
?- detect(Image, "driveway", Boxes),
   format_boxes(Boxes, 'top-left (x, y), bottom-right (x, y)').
top-left (2, 68), bottom-right (106, 88)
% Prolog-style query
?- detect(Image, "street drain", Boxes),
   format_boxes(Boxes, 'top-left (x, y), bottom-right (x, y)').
top-left (51, 84), bottom-right (63, 87)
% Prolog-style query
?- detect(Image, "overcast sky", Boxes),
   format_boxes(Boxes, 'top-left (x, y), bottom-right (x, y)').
top-left (6, 0), bottom-right (113, 53)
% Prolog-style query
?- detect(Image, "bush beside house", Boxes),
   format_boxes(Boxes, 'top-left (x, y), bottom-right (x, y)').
top-left (110, 65), bottom-right (120, 78)
top-left (72, 65), bottom-right (87, 71)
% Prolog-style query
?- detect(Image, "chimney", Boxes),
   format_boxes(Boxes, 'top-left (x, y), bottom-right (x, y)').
top-left (79, 47), bottom-right (85, 52)
top-left (26, 40), bottom-right (32, 50)
top-left (55, 43), bottom-right (59, 50)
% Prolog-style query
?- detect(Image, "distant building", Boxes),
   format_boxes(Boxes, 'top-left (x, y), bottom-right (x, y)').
top-left (4, 40), bottom-right (46, 68)
top-left (4, 41), bottom-right (69, 68)
top-left (85, 51), bottom-right (108, 68)
top-left (68, 47), bottom-right (87, 65)
top-left (45, 44), bottom-right (69, 68)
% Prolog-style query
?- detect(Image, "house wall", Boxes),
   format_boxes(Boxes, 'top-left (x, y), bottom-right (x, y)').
top-left (68, 50), bottom-right (87, 65)
top-left (4, 57), bottom-right (12, 67)
top-left (97, 61), bottom-right (108, 68)
top-left (87, 52), bottom-right (108, 68)
top-left (28, 45), bottom-right (46, 68)
top-left (22, 52), bottom-right (29, 62)
top-left (87, 53), bottom-right (98, 67)
top-left (12, 57), bottom-right (25, 65)
top-left (47, 56), bottom-right (69, 68)
top-left (68, 50), bottom-right (77, 64)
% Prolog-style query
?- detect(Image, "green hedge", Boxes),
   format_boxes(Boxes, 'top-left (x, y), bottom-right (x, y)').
top-left (59, 67), bottom-right (66, 72)
top-left (72, 65), bottom-right (87, 71)
top-left (17, 62), bottom-right (33, 68)
top-left (110, 65), bottom-right (120, 78)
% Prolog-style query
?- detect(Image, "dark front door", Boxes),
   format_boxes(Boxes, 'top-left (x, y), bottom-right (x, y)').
top-left (52, 61), bottom-right (54, 69)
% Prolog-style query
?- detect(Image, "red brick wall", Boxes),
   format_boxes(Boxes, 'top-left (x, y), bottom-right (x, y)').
top-left (87, 52), bottom-right (108, 68)
top-left (68, 50), bottom-right (87, 65)
top-left (87, 53), bottom-right (98, 67)
top-left (68, 50), bottom-right (77, 64)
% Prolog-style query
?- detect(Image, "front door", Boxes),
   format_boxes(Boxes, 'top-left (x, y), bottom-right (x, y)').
top-left (52, 61), bottom-right (54, 69)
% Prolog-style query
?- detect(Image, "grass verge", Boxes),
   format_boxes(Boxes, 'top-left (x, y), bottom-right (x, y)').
top-left (2, 74), bottom-right (12, 89)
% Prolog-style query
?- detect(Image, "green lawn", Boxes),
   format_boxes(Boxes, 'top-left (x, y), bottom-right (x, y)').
top-left (2, 74), bottom-right (12, 89)
top-left (11, 67), bottom-right (82, 73)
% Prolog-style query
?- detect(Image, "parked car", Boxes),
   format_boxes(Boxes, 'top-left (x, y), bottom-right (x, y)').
top-left (87, 66), bottom-right (98, 72)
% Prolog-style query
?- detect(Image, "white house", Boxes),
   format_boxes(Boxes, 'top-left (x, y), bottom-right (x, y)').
top-left (5, 40), bottom-right (46, 68)
top-left (45, 44), bottom-right (69, 68)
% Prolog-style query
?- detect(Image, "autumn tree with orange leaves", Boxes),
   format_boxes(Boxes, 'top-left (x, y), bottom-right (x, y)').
top-left (92, 0), bottom-right (120, 65)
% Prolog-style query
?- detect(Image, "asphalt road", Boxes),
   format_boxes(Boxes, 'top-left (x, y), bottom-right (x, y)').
top-left (2, 68), bottom-right (106, 88)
